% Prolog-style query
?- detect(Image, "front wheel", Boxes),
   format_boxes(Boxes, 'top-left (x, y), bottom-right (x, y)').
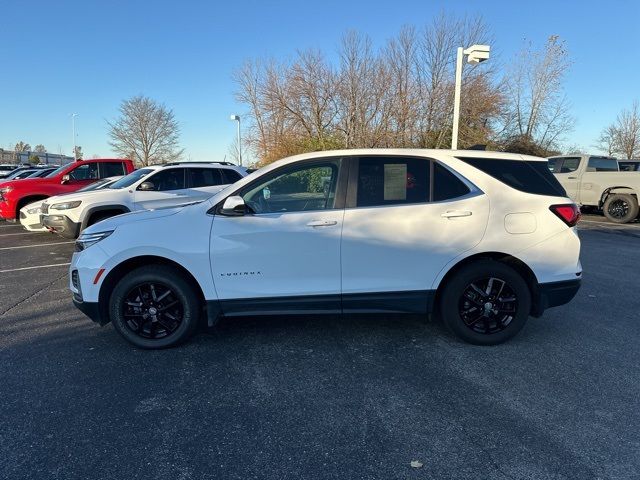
top-left (603, 193), bottom-right (639, 224)
top-left (109, 265), bottom-right (201, 349)
top-left (439, 260), bottom-right (531, 345)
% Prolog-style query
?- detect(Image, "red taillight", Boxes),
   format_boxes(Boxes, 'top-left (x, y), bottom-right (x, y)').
top-left (549, 204), bottom-right (581, 227)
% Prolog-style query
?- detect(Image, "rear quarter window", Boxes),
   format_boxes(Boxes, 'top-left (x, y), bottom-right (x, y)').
top-left (458, 157), bottom-right (567, 197)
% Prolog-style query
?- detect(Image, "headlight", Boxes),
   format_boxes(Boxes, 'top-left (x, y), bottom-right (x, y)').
top-left (26, 206), bottom-right (42, 214)
top-left (75, 230), bottom-right (113, 252)
top-left (51, 200), bottom-right (81, 210)
top-left (0, 186), bottom-right (13, 199)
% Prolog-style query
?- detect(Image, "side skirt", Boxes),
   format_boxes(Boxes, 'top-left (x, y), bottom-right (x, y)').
top-left (207, 290), bottom-right (435, 321)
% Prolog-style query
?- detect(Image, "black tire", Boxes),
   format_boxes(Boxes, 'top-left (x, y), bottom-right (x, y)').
top-left (109, 265), bottom-right (201, 349)
top-left (439, 260), bottom-right (531, 346)
top-left (603, 194), bottom-right (639, 224)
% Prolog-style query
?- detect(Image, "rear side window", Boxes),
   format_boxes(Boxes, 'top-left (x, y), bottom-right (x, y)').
top-left (221, 169), bottom-right (242, 184)
top-left (188, 168), bottom-right (223, 187)
top-left (587, 157), bottom-right (618, 172)
top-left (356, 157), bottom-right (430, 207)
top-left (458, 157), bottom-right (566, 197)
top-left (433, 163), bottom-right (470, 201)
top-left (100, 162), bottom-right (126, 177)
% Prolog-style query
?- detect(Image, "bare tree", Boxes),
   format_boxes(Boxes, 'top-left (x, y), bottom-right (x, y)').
top-left (34, 144), bottom-right (46, 153)
top-left (613, 101), bottom-right (640, 159)
top-left (107, 95), bottom-right (183, 165)
top-left (74, 146), bottom-right (83, 160)
top-left (595, 124), bottom-right (618, 156)
top-left (502, 35), bottom-right (573, 153)
top-left (14, 141), bottom-right (31, 152)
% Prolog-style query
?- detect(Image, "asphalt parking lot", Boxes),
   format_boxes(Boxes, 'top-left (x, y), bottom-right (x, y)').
top-left (1, 215), bottom-right (639, 480)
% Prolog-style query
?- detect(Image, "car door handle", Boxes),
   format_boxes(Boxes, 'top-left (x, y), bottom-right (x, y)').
top-left (307, 220), bottom-right (337, 227)
top-left (441, 210), bottom-right (472, 218)
top-left (568, 176), bottom-right (578, 179)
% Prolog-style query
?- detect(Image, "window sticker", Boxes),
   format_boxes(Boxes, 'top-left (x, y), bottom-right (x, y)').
top-left (383, 164), bottom-right (407, 200)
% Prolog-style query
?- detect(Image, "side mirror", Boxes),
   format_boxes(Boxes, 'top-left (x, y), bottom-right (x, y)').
top-left (138, 181), bottom-right (155, 191)
top-left (61, 174), bottom-right (71, 184)
top-left (220, 195), bottom-right (246, 216)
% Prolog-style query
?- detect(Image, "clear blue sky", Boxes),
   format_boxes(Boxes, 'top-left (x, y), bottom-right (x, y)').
top-left (1, 0), bottom-right (638, 162)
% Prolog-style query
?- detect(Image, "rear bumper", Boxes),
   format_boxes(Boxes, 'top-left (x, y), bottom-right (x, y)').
top-left (43, 214), bottom-right (80, 238)
top-left (533, 278), bottom-right (581, 316)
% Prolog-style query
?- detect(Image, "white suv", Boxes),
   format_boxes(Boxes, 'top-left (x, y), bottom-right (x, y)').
top-left (43, 162), bottom-right (246, 238)
top-left (69, 149), bottom-right (582, 348)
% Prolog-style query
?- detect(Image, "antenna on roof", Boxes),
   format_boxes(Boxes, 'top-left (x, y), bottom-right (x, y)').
top-left (468, 144), bottom-right (487, 151)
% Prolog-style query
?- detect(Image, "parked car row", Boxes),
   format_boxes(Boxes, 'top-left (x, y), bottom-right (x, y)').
top-left (548, 154), bottom-right (640, 223)
top-left (2, 160), bottom-right (249, 237)
top-left (65, 149), bottom-right (582, 349)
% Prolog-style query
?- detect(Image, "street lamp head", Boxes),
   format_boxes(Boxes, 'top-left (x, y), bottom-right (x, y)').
top-left (230, 115), bottom-right (240, 121)
top-left (464, 44), bottom-right (490, 64)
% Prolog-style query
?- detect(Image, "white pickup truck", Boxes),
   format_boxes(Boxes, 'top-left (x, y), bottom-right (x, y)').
top-left (548, 155), bottom-right (640, 223)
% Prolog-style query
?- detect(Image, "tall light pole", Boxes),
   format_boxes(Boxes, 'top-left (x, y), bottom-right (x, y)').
top-left (71, 113), bottom-right (78, 159)
top-left (229, 114), bottom-right (242, 166)
top-left (451, 44), bottom-right (490, 150)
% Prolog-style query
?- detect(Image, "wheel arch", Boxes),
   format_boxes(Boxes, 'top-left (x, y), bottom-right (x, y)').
top-left (98, 255), bottom-right (208, 326)
top-left (81, 205), bottom-right (131, 230)
top-left (433, 252), bottom-right (543, 317)
top-left (16, 194), bottom-right (49, 218)
top-left (598, 186), bottom-right (638, 208)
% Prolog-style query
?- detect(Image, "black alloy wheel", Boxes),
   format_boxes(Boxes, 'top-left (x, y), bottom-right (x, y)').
top-left (122, 282), bottom-right (184, 339)
top-left (458, 277), bottom-right (518, 335)
top-left (439, 260), bottom-right (531, 345)
top-left (109, 264), bottom-right (200, 349)
top-left (607, 198), bottom-right (629, 220)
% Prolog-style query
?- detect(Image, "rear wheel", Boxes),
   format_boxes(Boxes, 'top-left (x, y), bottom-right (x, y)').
top-left (109, 265), bottom-right (200, 349)
top-left (603, 194), bottom-right (639, 224)
top-left (439, 260), bottom-right (531, 345)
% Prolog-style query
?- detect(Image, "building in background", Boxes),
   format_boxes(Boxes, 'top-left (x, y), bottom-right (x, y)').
top-left (0, 149), bottom-right (74, 165)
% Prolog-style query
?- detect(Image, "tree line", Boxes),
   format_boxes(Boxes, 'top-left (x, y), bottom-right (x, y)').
top-left (233, 15), bottom-right (574, 165)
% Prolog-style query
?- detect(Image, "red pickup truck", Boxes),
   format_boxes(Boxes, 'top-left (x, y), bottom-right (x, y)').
top-left (0, 158), bottom-right (135, 221)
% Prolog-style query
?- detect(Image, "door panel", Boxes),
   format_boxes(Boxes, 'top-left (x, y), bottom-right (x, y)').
top-left (210, 159), bottom-right (345, 305)
top-left (341, 155), bottom-right (489, 297)
top-left (553, 157), bottom-right (582, 202)
top-left (211, 210), bottom-right (344, 301)
top-left (341, 194), bottom-right (489, 295)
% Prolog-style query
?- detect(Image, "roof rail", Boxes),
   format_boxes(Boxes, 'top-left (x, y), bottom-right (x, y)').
top-left (162, 161), bottom-right (238, 167)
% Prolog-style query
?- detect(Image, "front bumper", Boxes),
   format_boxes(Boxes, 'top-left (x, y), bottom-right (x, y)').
top-left (43, 214), bottom-right (80, 238)
top-left (534, 278), bottom-right (581, 316)
top-left (72, 298), bottom-right (106, 325)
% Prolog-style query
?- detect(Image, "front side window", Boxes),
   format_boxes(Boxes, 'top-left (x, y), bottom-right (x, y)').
top-left (242, 161), bottom-right (339, 214)
top-left (587, 157), bottom-right (618, 172)
top-left (142, 168), bottom-right (185, 191)
top-left (188, 168), bottom-right (223, 187)
top-left (356, 157), bottom-right (430, 207)
top-left (68, 163), bottom-right (98, 180)
top-left (560, 158), bottom-right (580, 173)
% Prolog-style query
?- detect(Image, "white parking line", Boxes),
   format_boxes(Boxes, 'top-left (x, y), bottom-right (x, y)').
top-left (0, 241), bottom-right (74, 250)
top-left (0, 263), bottom-right (71, 273)
top-left (0, 232), bottom-right (41, 236)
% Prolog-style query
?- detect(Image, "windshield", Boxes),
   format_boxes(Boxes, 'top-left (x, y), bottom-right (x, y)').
top-left (76, 177), bottom-right (113, 192)
top-left (108, 168), bottom-right (154, 189)
top-left (45, 163), bottom-right (72, 178)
